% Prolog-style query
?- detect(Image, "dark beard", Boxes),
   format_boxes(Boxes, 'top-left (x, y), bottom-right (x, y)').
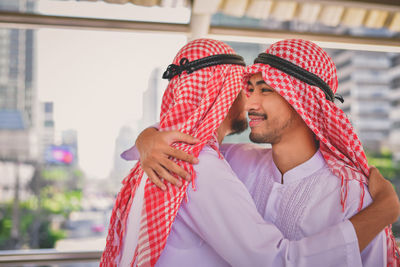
top-left (249, 130), bottom-right (281, 144)
top-left (228, 118), bottom-right (248, 136)
top-left (249, 114), bottom-right (295, 144)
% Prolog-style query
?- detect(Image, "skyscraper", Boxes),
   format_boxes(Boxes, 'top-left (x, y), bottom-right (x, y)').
top-left (333, 50), bottom-right (392, 152)
top-left (37, 102), bottom-right (55, 163)
top-left (390, 55), bottom-right (400, 162)
top-left (109, 68), bottom-right (166, 186)
top-left (140, 68), bottom-right (166, 128)
top-left (0, 0), bottom-right (36, 128)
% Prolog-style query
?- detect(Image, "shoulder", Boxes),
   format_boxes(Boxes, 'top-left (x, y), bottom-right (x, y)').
top-left (316, 163), bottom-right (371, 217)
top-left (193, 145), bottom-right (240, 184)
top-left (220, 143), bottom-right (271, 158)
top-left (187, 145), bottom-right (251, 203)
top-left (220, 143), bottom-right (272, 170)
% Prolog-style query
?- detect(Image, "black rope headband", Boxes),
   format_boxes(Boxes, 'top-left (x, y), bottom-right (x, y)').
top-left (254, 53), bottom-right (344, 103)
top-left (162, 54), bottom-right (246, 81)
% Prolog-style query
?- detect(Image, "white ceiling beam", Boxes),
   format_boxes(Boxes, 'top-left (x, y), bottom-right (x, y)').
top-left (364, 10), bottom-right (389, 28)
top-left (208, 25), bottom-right (400, 53)
top-left (130, 0), bottom-right (160, 6)
top-left (297, 3), bottom-right (322, 24)
top-left (284, 0), bottom-right (400, 12)
top-left (342, 7), bottom-right (367, 27)
top-left (0, 11), bottom-right (399, 53)
top-left (0, 11), bottom-right (190, 34)
top-left (388, 12), bottom-right (400, 32)
top-left (318, 5), bottom-right (345, 27)
top-left (104, 0), bottom-right (131, 4)
top-left (245, 0), bottom-right (274, 20)
top-left (220, 0), bottom-right (249, 17)
top-left (271, 1), bottom-right (298, 21)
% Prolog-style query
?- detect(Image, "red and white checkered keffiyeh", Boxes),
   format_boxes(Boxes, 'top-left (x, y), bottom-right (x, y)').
top-left (100, 38), bottom-right (244, 266)
top-left (244, 38), bottom-right (399, 267)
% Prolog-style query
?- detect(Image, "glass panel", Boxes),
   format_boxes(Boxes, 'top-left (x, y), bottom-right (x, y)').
top-left (0, 24), bottom-right (186, 252)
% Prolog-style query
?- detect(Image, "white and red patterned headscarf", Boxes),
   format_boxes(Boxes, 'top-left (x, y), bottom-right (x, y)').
top-left (101, 39), bottom-right (244, 266)
top-left (244, 38), bottom-right (400, 267)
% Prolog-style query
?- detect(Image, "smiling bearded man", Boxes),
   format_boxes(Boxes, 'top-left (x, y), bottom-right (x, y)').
top-left (232, 39), bottom-right (399, 266)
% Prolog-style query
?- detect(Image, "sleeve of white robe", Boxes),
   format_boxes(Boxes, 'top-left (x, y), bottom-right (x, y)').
top-left (344, 180), bottom-right (387, 266)
top-left (177, 146), bottom-right (362, 267)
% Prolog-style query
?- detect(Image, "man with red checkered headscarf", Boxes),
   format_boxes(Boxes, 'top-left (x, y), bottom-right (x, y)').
top-left (125, 39), bottom-right (400, 267)
top-left (237, 39), bottom-right (399, 266)
top-left (101, 38), bottom-right (248, 266)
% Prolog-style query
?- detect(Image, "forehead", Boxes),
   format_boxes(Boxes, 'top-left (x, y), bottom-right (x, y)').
top-left (247, 73), bottom-right (274, 89)
top-left (249, 73), bottom-right (263, 81)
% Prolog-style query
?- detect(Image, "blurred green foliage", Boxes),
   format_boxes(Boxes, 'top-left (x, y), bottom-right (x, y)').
top-left (0, 166), bottom-right (83, 250)
top-left (0, 200), bottom-right (66, 249)
top-left (366, 149), bottom-right (400, 180)
top-left (366, 150), bottom-right (400, 237)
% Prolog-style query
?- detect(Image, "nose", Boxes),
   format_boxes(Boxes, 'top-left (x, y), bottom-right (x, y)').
top-left (245, 92), bottom-right (260, 112)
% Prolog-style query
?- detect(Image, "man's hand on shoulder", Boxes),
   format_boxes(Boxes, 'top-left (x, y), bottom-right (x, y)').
top-left (349, 166), bottom-right (400, 251)
top-left (136, 127), bottom-right (200, 190)
top-left (368, 166), bottom-right (400, 223)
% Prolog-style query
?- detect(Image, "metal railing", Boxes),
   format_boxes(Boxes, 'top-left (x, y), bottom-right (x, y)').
top-left (0, 249), bottom-right (102, 266)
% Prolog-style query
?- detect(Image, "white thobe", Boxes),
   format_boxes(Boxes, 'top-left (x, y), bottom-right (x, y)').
top-left (119, 144), bottom-right (366, 267)
top-left (220, 143), bottom-right (386, 266)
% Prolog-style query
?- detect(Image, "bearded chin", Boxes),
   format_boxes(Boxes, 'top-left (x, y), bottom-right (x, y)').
top-left (229, 118), bottom-right (248, 136)
top-left (249, 128), bottom-right (283, 145)
top-left (249, 132), bottom-right (267, 143)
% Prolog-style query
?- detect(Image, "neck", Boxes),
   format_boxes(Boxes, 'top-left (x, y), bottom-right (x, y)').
top-left (271, 125), bottom-right (317, 177)
top-left (216, 119), bottom-right (231, 144)
top-left (217, 122), bottom-right (229, 145)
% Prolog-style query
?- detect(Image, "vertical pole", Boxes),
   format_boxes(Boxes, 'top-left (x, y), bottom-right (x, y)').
top-left (11, 160), bottom-right (20, 249)
top-left (189, 13), bottom-right (211, 40)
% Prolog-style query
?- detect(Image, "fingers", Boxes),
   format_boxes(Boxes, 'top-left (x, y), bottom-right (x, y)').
top-left (368, 166), bottom-right (379, 182)
top-left (160, 157), bottom-right (191, 181)
top-left (154, 164), bottom-right (183, 188)
top-left (144, 167), bottom-right (166, 191)
top-left (167, 131), bottom-right (200, 145)
top-left (369, 165), bottom-right (380, 177)
top-left (167, 146), bottom-right (199, 165)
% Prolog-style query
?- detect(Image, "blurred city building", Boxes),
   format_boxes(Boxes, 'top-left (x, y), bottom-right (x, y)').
top-left (390, 54), bottom-right (400, 162)
top-left (0, 0), bottom-right (36, 128)
top-left (109, 125), bottom-right (136, 189)
top-left (0, 111), bottom-right (35, 202)
top-left (334, 50), bottom-right (392, 152)
top-left (141, 68), bottom-right (165, 128)
top-left (0, 0), bottom-right (37, 205)
top-left (109, 68), bottom-right (165, 188)
top-left (61, 129), bottom-right (78, 165)
top-left (38, 102), bottom-right (55, 163)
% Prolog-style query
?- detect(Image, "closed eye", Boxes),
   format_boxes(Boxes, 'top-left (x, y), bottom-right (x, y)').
top-left (261, 88), bottom-right (274, 93)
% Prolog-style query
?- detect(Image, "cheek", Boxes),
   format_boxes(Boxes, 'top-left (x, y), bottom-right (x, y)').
top-left (262, 97), bottom-right (292, 121)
